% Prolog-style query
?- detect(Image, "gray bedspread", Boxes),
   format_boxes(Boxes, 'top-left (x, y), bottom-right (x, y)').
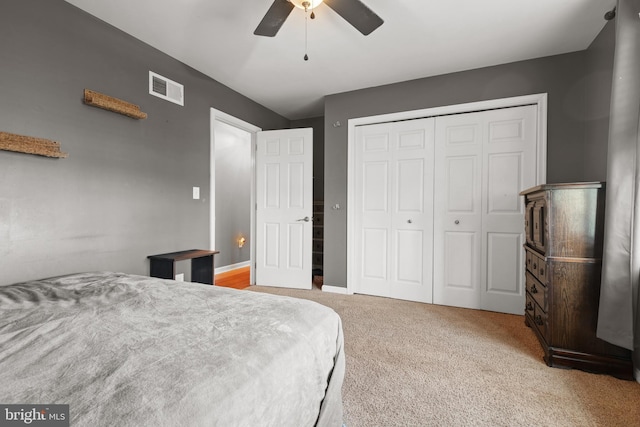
top-left (0, 272), bottom-right (344, 426)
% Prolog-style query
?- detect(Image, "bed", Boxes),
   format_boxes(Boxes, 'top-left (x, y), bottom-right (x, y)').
top-left (0, 272), bottom-right (345, 426)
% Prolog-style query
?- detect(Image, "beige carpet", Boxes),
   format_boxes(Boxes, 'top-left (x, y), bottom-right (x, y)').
top-left (249, 285), bottom-right (640, 427)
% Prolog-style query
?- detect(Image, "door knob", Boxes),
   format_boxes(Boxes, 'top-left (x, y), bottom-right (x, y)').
top-left (407, 219), bottom-right (413, 224)
top-left (454, 220), bottom-right (460, 225)
top-left (297, 216), bottom-right (311, 222)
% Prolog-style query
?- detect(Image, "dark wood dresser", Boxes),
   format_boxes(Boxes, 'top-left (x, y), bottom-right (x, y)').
top-left (520, 182), bottom-right (633, 379)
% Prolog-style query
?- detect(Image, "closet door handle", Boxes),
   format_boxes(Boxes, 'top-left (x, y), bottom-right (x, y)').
top-left (407, 219), bottom-right (413, 224)
top-left (454, 220), bottom-right (460, 225)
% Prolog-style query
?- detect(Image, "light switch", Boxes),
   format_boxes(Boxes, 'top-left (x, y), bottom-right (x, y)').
top-left (193, 186), bottom-right (200, 200)
top-left (175, 273), bottom-right (185, 282)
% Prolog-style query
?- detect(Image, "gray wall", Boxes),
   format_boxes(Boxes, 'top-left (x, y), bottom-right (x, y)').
top-left (0, 0), bottom-right (615, 289)
top-left (291, 116), bottom-right (325, 201)
top-left (322, 35), bottom-right (613, 287)
top-left (583, 21), bottom-right (616, 181)
top-left (0, 0), bottom-right (288, 286)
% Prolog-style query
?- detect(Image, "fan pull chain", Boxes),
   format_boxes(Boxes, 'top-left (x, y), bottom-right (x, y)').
top-left (304, 5), bottom-right (309, 61)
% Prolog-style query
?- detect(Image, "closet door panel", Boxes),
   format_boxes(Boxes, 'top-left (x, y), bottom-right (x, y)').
top-left (444, 231), bottom-right (477, 289)
top-left (362, 228), bottom-right (388, 280)
top-left (395, 229), bottom-right (423, 284)
top-left (446, 156), bottom-right (478, 213)
top-left (481, 105), bottom-right (538, 314)
top-left (487, 153), bottom-right (523, 213)
top-left (434, 116), bottom-right (483, 309)
top-left (355, 119), bottom-right (434, 303)
top-left (363, 161), bottom-right (389, 212)
top-left (486, 232), bottom-right (522, 293)
top-left (390, 119), bottom-right (434, 302)
top-left (396, 159), bottom-right (424, 213)
top-left (354, 123), bottom-right (393, 298)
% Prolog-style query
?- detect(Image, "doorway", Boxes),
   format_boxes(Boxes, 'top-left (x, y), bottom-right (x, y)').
top-left (210, 109), bottom-right (261, 284)
top-left (210, 110), bottom-right (314, 289)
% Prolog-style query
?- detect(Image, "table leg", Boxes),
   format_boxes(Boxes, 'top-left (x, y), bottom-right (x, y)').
top-left (150, 259), bottom-right (175, 280)
top-left (192, 255), bottom-right (214, 285)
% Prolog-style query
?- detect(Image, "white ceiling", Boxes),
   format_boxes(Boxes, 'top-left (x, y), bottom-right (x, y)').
top-left (64, 0), bottom-right (615, 120)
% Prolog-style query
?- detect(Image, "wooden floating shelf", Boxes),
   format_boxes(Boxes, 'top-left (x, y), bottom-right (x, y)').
top-left (0, 131), bottom-right (68, 158)
top-left (84, 89), bottom-right (147, 120)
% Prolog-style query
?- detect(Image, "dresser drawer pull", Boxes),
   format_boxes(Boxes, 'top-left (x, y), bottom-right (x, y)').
top-left (531, 284), bottom-right (538, 294)
top-left (539, 268), bottom-right (544, 276)
top-left (535, 315), bottom-right (544, 326)
top-left (532, 263), bottom-right (537, 269)
top-left (526, 302), bottom-right (533, 311)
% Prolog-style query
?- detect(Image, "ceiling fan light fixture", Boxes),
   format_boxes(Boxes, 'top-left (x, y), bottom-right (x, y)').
top-left (254, 0), bottom-right (383, 38)
top-left (290, 0), bottom-right (323, 10)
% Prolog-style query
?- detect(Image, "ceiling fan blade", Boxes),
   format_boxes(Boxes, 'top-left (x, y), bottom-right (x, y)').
top-left (324, 0), bottom-right (384, 35)
top-left (254, 0), bottom-right (295, 37)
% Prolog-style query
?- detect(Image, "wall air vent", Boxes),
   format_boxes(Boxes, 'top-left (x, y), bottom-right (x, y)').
top-left (149, 71), bottom-right (184, 106)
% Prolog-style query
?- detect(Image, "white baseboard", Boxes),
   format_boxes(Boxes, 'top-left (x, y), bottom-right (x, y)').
top-left (215, 261), bottom-right (250, 275)
top-left (635, 367), bottom-right (640, 384)
top-left (322, 285), bottom-right (349, 295)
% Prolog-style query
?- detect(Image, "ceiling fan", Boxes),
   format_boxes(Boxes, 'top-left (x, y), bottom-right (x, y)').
top-left (254, 0), bottom-right (384, 37)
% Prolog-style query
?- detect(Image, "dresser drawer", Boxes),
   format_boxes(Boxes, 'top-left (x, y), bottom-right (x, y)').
top-left (536, 258), bottom-right (547, 285)
top-left (526, 250), bottom-right (534, 272)
top-left (525, 201), bottom-right (535, 246)
top-left (526, 271), bottom-right (546, 311)
top-left (532, 200), bottom-right (546, 253)
top-left (525, 293), bottom-right (536, 317)
top-left (526, 248), bottom-right (547, 284)
top-left (526, 296), bottom-right (548, 344)
top-left (532, 300), bottom-right (548, 343)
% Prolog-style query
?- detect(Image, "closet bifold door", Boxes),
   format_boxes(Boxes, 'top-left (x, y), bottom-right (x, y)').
top-left (433, 105), bottom-right (538, 315)
top-left (353, 118), bottom-right (435, 303)
top-left (353, 104), bottom-right (538, 312)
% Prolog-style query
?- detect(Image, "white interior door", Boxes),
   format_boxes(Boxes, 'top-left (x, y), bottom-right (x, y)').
top-left (354, 118), bottom-right (435, 303)
top-left (256, 128), bottom-right (313, 289)
top-left (434, 105), bottom-right (538, 314)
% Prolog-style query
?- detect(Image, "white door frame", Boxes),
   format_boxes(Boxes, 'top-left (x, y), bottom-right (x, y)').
top-left (210, 108), bottom-right (262, 284)
top-left (346, 93), bottom-right (548, 296)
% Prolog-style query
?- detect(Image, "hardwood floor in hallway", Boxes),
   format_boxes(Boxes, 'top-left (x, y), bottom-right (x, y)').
top-left (215, 266), bottom-right (250, 290)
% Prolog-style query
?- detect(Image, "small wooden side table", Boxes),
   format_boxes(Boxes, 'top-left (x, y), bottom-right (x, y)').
top-left (147, 249), bottom-right (220, 285)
